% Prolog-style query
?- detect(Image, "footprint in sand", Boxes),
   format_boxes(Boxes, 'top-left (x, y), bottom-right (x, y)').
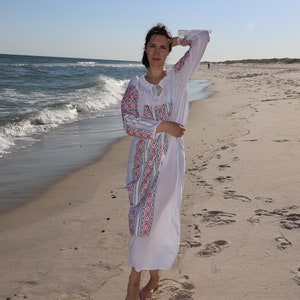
top-left (218, 164), bottom-right (231, 170)
top-left (152, 278), bottom-right (195, 300)
top-left (213, 175), bottom-right (233, 183)
top-left (110, 190), bottom-right (117, 198)
top-left (275, 235), bottom-right (292, 250)
top-left (231, 156), bottom-right (240, 162)
top-left (223, 189), bottom-right (252, 202)
top-left (193, 210), bottom-right (236, 227)
top-left (183, 235), bottom-right (202, 248)
top-left (188, 162), bottom-right (208, 173)
top-left (272, 139), bottom-right (290, 142)
top-left (255, 196), bottom-right (274, 203)
top-left (219, 143), bottom-right (237, 151)
top-left (182, 222), bottom-right (202, 249)
top-left (293, 267), bottom-right (300, 286)
top-left (280, 212), bottom-right (300, 230)
top-left (198, 240), bottom-right (229, 257)
top-left (249, 205), bottom-right (300, 230)
top-left (220, 145), bottom-right (230, 150)
top-left (243, 139), bottom-right (258, 142)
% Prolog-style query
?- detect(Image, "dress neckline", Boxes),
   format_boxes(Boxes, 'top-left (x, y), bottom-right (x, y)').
top-left (142, 69), bottom-right (169, 86)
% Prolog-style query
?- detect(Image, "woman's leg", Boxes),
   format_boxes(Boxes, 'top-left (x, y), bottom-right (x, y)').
top-left (140, 270), bottom-right (161, 300)
top-left (125, 267), bottom-right (141, 300)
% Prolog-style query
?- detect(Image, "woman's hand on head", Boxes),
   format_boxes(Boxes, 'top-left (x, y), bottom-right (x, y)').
top-left (157, 121), bottom-right (185, 138)
top-left (171, 37), bottom-right (179, 48)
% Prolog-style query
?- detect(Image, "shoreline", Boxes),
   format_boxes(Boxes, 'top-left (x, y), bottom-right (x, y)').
top-left (0, 135), bottom-right (130, 228)
top-left (0, 114), bottom-right (126, 214)
top-left (0, 63), bottom-right (300, 299)
top-left (0, 80), bottom-right (210, 214)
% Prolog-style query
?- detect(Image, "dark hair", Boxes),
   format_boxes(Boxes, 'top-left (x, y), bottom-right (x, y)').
top-left (142, 23), bottom-right (173, 69)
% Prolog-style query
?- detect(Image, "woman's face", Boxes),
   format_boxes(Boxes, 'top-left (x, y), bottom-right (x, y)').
top-left (145, 34), bottom-right (170, 69)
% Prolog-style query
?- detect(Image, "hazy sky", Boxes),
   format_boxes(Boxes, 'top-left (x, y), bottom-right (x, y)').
top-left (1, 0), bottom-right (300, 62)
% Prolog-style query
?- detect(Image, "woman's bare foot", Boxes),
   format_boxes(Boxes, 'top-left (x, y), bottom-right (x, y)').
top-left (140, 270), bottom-right (161, 300)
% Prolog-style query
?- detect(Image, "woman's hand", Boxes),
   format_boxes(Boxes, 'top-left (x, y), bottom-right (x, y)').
top-left (171, 37), bottom-right (179, 48)
top-left (156, 121), bottom-right (185, 138)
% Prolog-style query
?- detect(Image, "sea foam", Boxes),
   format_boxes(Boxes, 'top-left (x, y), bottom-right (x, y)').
top-left (0, 75), bottom-right (129, 157)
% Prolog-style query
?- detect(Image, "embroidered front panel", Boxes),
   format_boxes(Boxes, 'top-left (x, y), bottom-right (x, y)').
top-left (128, 102), bottom-right (172, 236)
top-left (143, 103), bottom-right (173, 120)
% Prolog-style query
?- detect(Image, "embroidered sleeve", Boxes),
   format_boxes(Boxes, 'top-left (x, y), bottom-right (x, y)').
top-left (174, 30), bottom-right (211, 82)
top-left (121, 81), bottom-right (161, 139)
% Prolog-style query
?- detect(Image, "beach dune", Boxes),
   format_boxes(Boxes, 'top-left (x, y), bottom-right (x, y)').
top-left (0, 63), bottom-right (300, 300)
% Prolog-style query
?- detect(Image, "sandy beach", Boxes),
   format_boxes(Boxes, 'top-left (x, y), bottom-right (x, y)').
top-left (0, 62), bottom-right (300, 300)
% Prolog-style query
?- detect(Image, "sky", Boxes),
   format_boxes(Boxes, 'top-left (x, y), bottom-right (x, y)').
top-left (1, 0), bottom-right (300, 63)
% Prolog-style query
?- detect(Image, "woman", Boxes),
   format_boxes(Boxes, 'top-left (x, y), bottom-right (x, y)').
top-left (121, 23), bottom-right (210, 300)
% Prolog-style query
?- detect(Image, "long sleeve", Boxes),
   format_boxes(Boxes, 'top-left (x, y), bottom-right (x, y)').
top-left (174, 30), bottom-right (210, 83)
top-left (168, 30), bottom-right (210, 126)
top-left (121, 79), bottom-right (161, 139)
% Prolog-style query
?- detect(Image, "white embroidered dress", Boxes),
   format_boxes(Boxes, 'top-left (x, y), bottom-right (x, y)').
top-left (121, 30), bottom-right (210, 271)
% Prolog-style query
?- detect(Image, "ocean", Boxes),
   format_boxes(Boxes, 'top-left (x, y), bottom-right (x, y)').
top-left (0, 54), bottom-right (212, 213)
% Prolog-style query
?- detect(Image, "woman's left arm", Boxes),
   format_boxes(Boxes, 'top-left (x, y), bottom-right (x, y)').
top-left (174, 30), bottom-right (211, 82)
